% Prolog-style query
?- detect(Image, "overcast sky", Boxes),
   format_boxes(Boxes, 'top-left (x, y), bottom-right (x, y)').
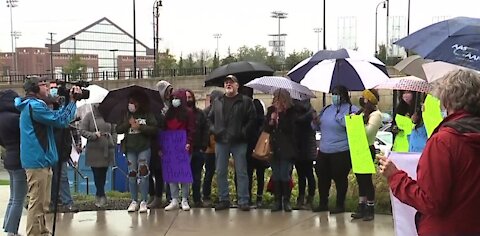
top-left (1, 0), bottom-right (478, 59)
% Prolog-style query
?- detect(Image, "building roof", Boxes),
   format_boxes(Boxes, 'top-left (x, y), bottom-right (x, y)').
top-left (51, 17), bottom-right (153, 54)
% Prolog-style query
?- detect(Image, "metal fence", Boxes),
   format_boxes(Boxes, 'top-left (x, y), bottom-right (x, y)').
top-left (0, 67), bottom-right (214, 83)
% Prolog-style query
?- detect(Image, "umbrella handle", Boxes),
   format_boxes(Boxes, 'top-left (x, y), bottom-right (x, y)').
top-left (89, 104), bottom-right (99, 133)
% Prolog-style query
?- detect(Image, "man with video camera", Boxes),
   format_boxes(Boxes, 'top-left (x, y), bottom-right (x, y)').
top-left (14, 76), bottom-right (81, 236)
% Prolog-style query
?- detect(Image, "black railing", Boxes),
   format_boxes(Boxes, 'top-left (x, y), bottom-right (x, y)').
top-left (0, 67), bottom-right (215, 83)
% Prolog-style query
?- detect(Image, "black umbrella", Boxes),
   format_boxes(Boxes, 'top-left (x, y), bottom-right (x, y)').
top-left (98, 85), bottom-right (163, 124)
top-left (204, 61), bottom-right (274, 87)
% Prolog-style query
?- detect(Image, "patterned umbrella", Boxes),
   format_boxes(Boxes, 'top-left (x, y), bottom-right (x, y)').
top-left (288, 48), bottom-right (389, 93)
top-left (375, 76), bottom-right (432, 93)
top-left (245, 76), bottom-right (316, 100)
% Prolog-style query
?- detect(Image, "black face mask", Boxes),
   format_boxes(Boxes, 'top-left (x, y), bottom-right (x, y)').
top-left (186, 100), bottom-right (195, 107)
top-left (359, 97), bottom-right (366, 108)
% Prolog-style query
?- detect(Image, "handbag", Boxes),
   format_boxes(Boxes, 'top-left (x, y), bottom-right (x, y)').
top-left (252, 131), bottom-right (272, 161)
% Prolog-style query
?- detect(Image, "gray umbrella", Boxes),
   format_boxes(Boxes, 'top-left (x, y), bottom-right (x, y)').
top-left (393, 55), bottom-right (432, 80)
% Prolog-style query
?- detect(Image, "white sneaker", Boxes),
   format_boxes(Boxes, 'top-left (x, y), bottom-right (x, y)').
top-left (138, 201), bottom-right (148, 213)
top-left (164, 199), bottom-right (179, 211)
top-left (127, 201), bottom-right (139, 212)
top-left (181, 199), bottom-right (190, 211)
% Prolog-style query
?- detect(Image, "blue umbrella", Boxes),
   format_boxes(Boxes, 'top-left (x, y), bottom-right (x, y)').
top-left (288, 48), bottom-right (389, 93)
top-left (394, 17), bottom-right (480, 70)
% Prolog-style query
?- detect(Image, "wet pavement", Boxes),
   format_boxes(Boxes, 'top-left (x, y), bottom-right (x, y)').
top-left (0, 186), bottom-right (395, 235)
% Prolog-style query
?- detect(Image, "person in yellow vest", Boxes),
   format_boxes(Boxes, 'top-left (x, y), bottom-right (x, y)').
top-left (351, 89), bottom-right (383, 221)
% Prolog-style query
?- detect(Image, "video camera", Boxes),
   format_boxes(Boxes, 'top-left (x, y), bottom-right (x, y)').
top-left (55, 80), bottom-right (90, 101)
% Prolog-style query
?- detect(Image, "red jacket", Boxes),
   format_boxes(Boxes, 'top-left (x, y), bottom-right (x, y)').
top-left (388, 110), bottom-right (480, 235)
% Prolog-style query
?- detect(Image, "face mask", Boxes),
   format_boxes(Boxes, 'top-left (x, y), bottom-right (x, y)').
top-left (332, 95), bottom-right (341, 105)
top-left (50, 88), bottom-right (58, 97)
top-left (128, 103), bottom-right (136, 113)
top-left (172, 98), bottom-right (181, 108)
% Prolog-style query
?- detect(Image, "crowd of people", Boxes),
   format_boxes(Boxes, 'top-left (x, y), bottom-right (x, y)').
top-left (1, 69), bottom-right (480, 236)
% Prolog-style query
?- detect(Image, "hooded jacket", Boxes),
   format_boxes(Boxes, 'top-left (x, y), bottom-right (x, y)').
top-left (14, 96), bottom-right (77, 169)
top-left (157, 80), bottom-right (172, 115)
top-left (0, 90), bottom-right (21, 170)
top-left (185, 89), bottom-right (209, 152)
top-left (164, 89), bottom-right (196, 153)
top-left (388, 110), bottom-right (480, 235)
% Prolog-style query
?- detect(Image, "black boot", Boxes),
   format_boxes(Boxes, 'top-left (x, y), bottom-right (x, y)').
top-left (351, 203), bottom-right (366, 219)
top-left (363, 204), bottom-right (375, 221)
top-left (293, 194), bottom-right (305, 210)
top-left (282, 181), bottom-right (292, 212)
top-left (271, 181), bottom-right (282, 212)
top-left (256, 195), bottom-right (263, 208)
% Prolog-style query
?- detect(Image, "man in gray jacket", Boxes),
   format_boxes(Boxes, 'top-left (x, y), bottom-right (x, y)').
top-left (209, 75), bottom-right (256, 211)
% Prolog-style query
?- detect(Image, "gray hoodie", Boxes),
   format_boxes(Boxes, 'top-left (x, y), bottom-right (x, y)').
top-left (156, 80), bottom-right (173, 115)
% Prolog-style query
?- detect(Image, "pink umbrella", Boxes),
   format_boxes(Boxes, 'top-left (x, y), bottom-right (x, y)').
top-left (374, 76), bottom-right (431, 93)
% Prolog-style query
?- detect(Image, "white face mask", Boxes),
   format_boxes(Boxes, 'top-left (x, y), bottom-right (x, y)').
top-left (172, 98), bottom-right (181, 108)
top-left (128, 103), bottom-right (136, 113)
top-left (441, 109), bottom-right (448, 118)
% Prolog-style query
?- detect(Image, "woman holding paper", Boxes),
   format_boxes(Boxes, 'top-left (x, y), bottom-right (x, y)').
top-left (379, 69), bottom-right (480, 235)
top-left (312, 85), bottom-right (359, 214)
top-left (80, 103), bottom-right (116, 208)
top-left (351, 89), bottom-right (382, 221)
top-left (163, 89), bottom-right (195, 211)
top-left (116, 91), bottom-right (158, 213)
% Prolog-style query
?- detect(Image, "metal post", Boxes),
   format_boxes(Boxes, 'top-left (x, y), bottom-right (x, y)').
top-left (375, 1), bottom-right (386, 56)
top-left (322, 0), bottom-right (326, 106)
top-left (386, 0), bottom-right (390, 62)
top-left (314, 28), bottom-right (322, 51)
top-left (213, 33), bottom-right (222, 58)
top-left (7, 0), bottom-right (18, 74)
top-left (49, 32), bottom-right (55, 80)
top-left (133, 0), bottom-right (137, 78)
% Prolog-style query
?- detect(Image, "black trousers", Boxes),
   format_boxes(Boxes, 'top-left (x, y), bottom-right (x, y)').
top-left (295, 159), bottom-right (316, 197)
top-left (315, 150), bottom-right (352, 207)
top-left (354, 146), bottom-right (376, 201)
top-left (91, 167), bottom-right (108, 197)
top-left (148, 161), bottom-right (163, 198)
top-left (202, 153), bottom-right (216, 200)
top-left (248, 161), bottom-right (267, 199)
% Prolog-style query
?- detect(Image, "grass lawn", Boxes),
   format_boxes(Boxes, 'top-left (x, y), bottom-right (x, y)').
top-left (0, 179), bottom-right (9, 185)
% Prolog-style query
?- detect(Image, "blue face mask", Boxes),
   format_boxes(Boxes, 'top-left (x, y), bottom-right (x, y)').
top-left (50, 88), bottom-right (58, 97)
top-left (441, 109), bottom-right (447, 118)
top-left (172, 98), bottom-right (181, 108)
top-left (332, 95), bottom-right (341, 105)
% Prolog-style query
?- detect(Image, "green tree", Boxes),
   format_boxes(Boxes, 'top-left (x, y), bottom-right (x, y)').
top-left (284, 48), bottom-right (313, 70)
top-left (186, 53), bottom-right (195, 69)
top-left (375, 44), bottom-right (387, 64)
top-left (194, 50), bottom-right (211, 68)
top-left (266, 52), bottom-right (279, 71)
top-left (177, 54), bottom-right (184, 76)
top-left (236, 45), bottom-right (269, 63)
top-left (157, 49), bottom-right (177, 70)
top-left (221, 47), bottom-right (237, 65)
top-left (63, 55), bottom-right (86, 81)
top-left (212, 52), bottom-right (220, 69)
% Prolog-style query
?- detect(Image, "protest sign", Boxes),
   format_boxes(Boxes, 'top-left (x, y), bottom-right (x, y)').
top-left (389, 152), bottom-right (422, 236)
top-left (159, 130), bottom-right (193, 183)
top-left (345, 115), bottom-right (376, 174)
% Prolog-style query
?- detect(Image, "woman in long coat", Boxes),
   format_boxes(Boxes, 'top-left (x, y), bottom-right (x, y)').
top-left (80, 103), bottom-right (116, 208)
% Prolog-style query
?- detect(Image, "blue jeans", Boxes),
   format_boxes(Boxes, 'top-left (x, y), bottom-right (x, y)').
top-left (190, 151), bottom-right (205, 203)
top-left (271, 159), bottom-right (292, 182)
top-left (216, 142), bottom-right (249, 205)
top-left (51, 161), bottom-right (73, 206)
top-left (169, 183), bottom-right (190, 200)
top-left (3, 169), bottom-right (27, 234)
top-left (127, 149), bottom-right (151, 202)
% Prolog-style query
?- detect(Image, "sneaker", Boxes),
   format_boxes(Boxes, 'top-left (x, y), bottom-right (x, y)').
top-left (181, 199), bottom-right (191, 211)
top-left (99, 196), bottom-right (108, 207)
top-left (164, 199), bottom-right (179, 211)
top-left (215, 201), bottom-right (230, 211)
top-left (203, 198), bottom-right (212, 207)
top-left (127, 201), bottom-right (139, 212)
top-left (94, 196), bottom-right (101, 208)
top-left (65, 204), bottom-right (79, 213)
top-left (238, 203), bottom-right (250, 211)
top-left (139, 201), bottom-right (148, 213)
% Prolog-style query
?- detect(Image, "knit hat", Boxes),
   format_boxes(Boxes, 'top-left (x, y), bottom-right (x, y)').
top-left (362, 89), bottom-right (379, 105)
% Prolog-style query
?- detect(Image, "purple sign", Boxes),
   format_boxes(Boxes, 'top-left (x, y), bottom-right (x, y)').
top-left (159, 130), bottom-right (193, 183)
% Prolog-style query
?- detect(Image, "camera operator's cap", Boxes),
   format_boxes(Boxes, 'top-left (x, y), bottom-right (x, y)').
top-left (24, 76), bottom-right (48, 92)
top-left (225, 75), bottom-right (239, 83)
